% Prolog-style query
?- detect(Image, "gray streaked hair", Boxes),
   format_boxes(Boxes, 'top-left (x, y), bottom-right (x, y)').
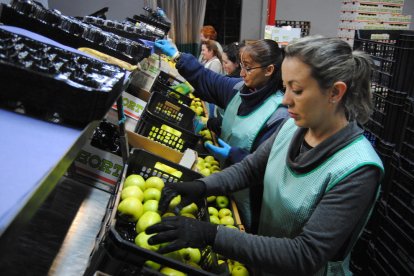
top-left (284, 36), bottom-right (373, 124)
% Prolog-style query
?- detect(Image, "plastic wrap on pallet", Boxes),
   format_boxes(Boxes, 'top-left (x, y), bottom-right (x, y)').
top-left (0, 0), bottom-right (151, 64)
top-left (0, 28), bottom-right (126, 126)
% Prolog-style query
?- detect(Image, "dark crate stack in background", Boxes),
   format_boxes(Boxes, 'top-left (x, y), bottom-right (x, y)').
top-left (275, 20), bottom-right (311, 37)
top-left (350, 30), bottom-right (414, 275)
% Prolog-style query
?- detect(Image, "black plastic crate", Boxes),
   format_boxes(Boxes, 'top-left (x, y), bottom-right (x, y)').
top-left (366, 241), bottom-right (399, 276)
top-left (151, 71), bottom-right (192, 106)
top-left (0, 1), bottom-right (151, 64)
top-left (145, 92), bottom-right (196, 131)
top-left (135, 110), bottom-right (200, 153)
top-left (275, 20), bottom-right (310, 37)
top-left (84, 149), bottom-right (226, 276)
top-left (390, 34), bottom-right (414, 94)
top-left (0, 28), bottom-right (126, 127)
top-left (399, 97), bottom-right (414, 152)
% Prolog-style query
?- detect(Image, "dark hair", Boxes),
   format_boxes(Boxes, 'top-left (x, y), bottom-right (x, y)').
top-left (201, 40), bottom-right (222, 62)
top-left (284, 36), bottom-right (374, 124)
top-left (223, 42), bottom-right (242, 64)
top-left (242, 39), bottom-right (284, 91)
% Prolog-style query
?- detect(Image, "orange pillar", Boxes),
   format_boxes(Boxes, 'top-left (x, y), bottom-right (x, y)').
top-left (267, 0), bottom-right (277, 25)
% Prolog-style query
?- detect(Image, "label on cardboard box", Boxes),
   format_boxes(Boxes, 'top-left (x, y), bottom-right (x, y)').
top-left (73, 142), bottom-right (123, 188)
top-left (112, 92), bottom-right (147, 121)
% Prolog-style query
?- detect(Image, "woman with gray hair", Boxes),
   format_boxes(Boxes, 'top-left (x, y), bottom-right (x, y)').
top-left (148, 36), bottom-right (384, 276)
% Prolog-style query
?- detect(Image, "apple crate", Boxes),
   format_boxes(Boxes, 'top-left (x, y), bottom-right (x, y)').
top-left (84, 149), bottom-right (226, 276)
top-left (135, 105), bottom-right (200, 153)
top-left (151, 78), bottom-right (192, 107)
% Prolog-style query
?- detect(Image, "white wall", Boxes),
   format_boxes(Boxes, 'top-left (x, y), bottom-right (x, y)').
top-left (239, 0), bottom-right (267, 40)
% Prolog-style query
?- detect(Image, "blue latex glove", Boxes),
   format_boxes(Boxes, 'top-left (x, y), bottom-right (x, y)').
top-left (156, 7), bottom-right (166, 18)
top-left (154, 39), bottom-right (178, 58)
top-left (193, 116), bottom-right (206, 133)
top-left (205, 138), bottom-right (231, 161)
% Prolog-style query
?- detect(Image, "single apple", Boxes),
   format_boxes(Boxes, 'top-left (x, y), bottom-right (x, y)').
top-left (124, 174), bottom-right (146, 191)
top-left (208, 206), bottom-right (219, 217)
top-left (143, 187), bottom-right (161, 202)
top-left (145, 176), bottom-right (165, 190)
top-left (179, 247), bottom-right (201, 264)
top-left (206, 195), bottom-right (216, 203)
top-left (204, 155), bottom-right (215, 163)
top-left (134, 231), bottom-right (160, 251)
top-left (218, 208), bottom-right (232, 218)
top-left (144, 260), bottom-right (161, 271)
top-left (231, 264), bottom-right (250, 276)
top-left (143, 199), bottom-right (159, 213)
top-left (168, 195), bottom-right (181, 210)
top-left (216, 196), bottom-right (229, 208)
top-left (117, 197), bottom-right (144, 221)
top-left (159, 266), bottom-right (186, 276)
top-left (220, 216), bottom-right (235, 226)
top-left (121, 185), bottom-right (144, 202)
top-left (136, 211), bottom-right (161, 233)
top-left (162, 212), bottom-right (176, 218)
top-left (163, 250), bottom-right (184, 263)
top-left (200, 168), bottom-right (211, 177)
top-left (210, 215), bottom-right (220, 224)
top-left (180, 202), bottom-right (198, 215)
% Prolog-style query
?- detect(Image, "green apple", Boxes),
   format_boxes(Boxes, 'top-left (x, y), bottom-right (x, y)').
top-left (145, 176), bottom-right (165, 190)
top-left (208, 206), bottom-right (219, 217)
top-left (159, 267), bottom-right (186, 276)
top-left (220, 216), bottom-right (235, 226)
top-left (181, 213), bottom-right (196, 219)
top-left (121, 185), bottom-right (144, 202)
top-left (204, 155), bottom-right (215, 163)
top-left (231, 264), bottom-right (249, 276)
top-left (209, 215), bottom-right (220, 224)
top-left (216, 196), bottom-right (229, 208)
top-left (144, 260), bottom-right (161, 271)
top-left (162, 212), bottom-right (176, 218)
top-left (200, 168), bottom-right (211, 177)
top-left (168, 195), bottom-right (181, 210)
top-left (117, 197), bottom-right (144, 221)
top-left (143, 187), bottom-right (161, 202)
top-left (136, 211), bottom-right (161, 233)
top-left (134, 231), bottom-right (160, 251)
top-left (163, 250), bottom-right (184, 262)
top-left (179, 247), bottom-right (201, 264)
top-left (143, 199), bottom-right (159, 213)
top-left (206, 195), bottom-right (216, 203)
top-left (124, 174), bottom-right (146, 191)
top-left (218, 208), bottom-right (232, 218)
top-left (179, 203), bottom-right (198, 215)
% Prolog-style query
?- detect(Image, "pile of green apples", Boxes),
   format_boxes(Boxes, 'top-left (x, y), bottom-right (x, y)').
top-left (189, 97), bottom-right (205, 116)
top-left (117, 174), bottom-right (205, 274)
top-left (196, 155), bottom-right (221, 177)
top-left (198, 127), bottom-right (216, 147)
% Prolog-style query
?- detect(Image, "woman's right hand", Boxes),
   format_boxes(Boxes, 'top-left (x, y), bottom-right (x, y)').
top-left (154, 39), bottom-right (178, 58)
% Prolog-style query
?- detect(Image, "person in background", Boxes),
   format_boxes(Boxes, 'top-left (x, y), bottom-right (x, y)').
top-left (200, 40), bottom-right (223, 75)
top-left (199, 25), bottom-right (223, 62)
top-left (222, 42), bottom-right (242, 77)
top-left (147, 36), bottom-right (384, 276)
top-left (154, 38), bottom-right (288, 233)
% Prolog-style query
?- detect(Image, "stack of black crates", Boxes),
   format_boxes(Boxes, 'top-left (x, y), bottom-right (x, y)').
top-left (351, 30), bottom-right (414, 275)
top-left (275, 20), bottom-right (311, 37)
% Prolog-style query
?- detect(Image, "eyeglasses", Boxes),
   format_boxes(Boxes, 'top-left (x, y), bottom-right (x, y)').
top-left (239, 63), bottom-right (268, 74)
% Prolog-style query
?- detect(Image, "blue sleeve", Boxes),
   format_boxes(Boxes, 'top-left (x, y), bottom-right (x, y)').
top-left (176, 53), bottom-right (241, 109)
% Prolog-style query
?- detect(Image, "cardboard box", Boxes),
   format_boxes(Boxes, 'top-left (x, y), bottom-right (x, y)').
top-left (73, 129), bottom-right (198, 192)
top-left (105, 90), bottom-right (148, 132)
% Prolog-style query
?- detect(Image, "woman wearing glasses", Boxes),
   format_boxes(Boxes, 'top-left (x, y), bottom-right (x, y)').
top-left (154, 39), bottom-right (288, 233)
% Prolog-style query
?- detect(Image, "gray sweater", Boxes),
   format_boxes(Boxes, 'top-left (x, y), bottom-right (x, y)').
top-left (201, 120), bottom-right (382, 275)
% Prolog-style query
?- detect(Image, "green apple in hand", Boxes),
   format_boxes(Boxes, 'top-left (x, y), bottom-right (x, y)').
top-left (143, 187), bottom-right (161, 202)
top-left (218, 208), bottom-right (232, 218)
top-left (179, 247), bottom-right (201, 264)
top-left (179, 202), bottom-right (198, 215)
top-left (135, 231), bottom-right (160, 251)
top-left (168, 195), bottom-right (181, 210)
top-left (162, 212), bottom-right (176, 218)
top-left (136, 211), bottom-right (161, 233)
top-left (220, 216), bottom-right (235, 226)
top-left (159, 267), bottom-right (186, 276)
top-left (231, 264), bottom-right (250, 276)
top-left (181, 213), bottom-right (196, 219)
top-left (216, 196), bottom-right (229, 208)
top-left (143, 199), bottom-right (159, 213)
top-left (208, 206), bottom-right (219, 217)
top-left (121, 185), bottom-right (144, 201)
top-left (145, 176), bottom-right (165, 190)
top-left (117, 197), bottom-right (144, 221)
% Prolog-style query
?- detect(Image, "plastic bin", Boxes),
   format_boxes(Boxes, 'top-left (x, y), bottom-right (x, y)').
top-left (151, 71), bottom-right (192, 106)
top-left (0, 1), bottom-right (151, 64)
top-left (0, 28), bottom-right (126, 127)
top-left (84, 149), bottom-right (226, 276)
top-left (275, 20), bottom-right (310, 37)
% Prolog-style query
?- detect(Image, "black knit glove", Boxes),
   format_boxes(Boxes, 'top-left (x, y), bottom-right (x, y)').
top-left (158, 180), bottom-right (206, 214)
top-left (146, 216), bottom-right (217, 254)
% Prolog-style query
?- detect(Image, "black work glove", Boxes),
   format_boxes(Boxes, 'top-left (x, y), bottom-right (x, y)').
top-left (158, 180), bottom-right (206, 214)
top-left (146, 216), bottom-right (217, 254)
